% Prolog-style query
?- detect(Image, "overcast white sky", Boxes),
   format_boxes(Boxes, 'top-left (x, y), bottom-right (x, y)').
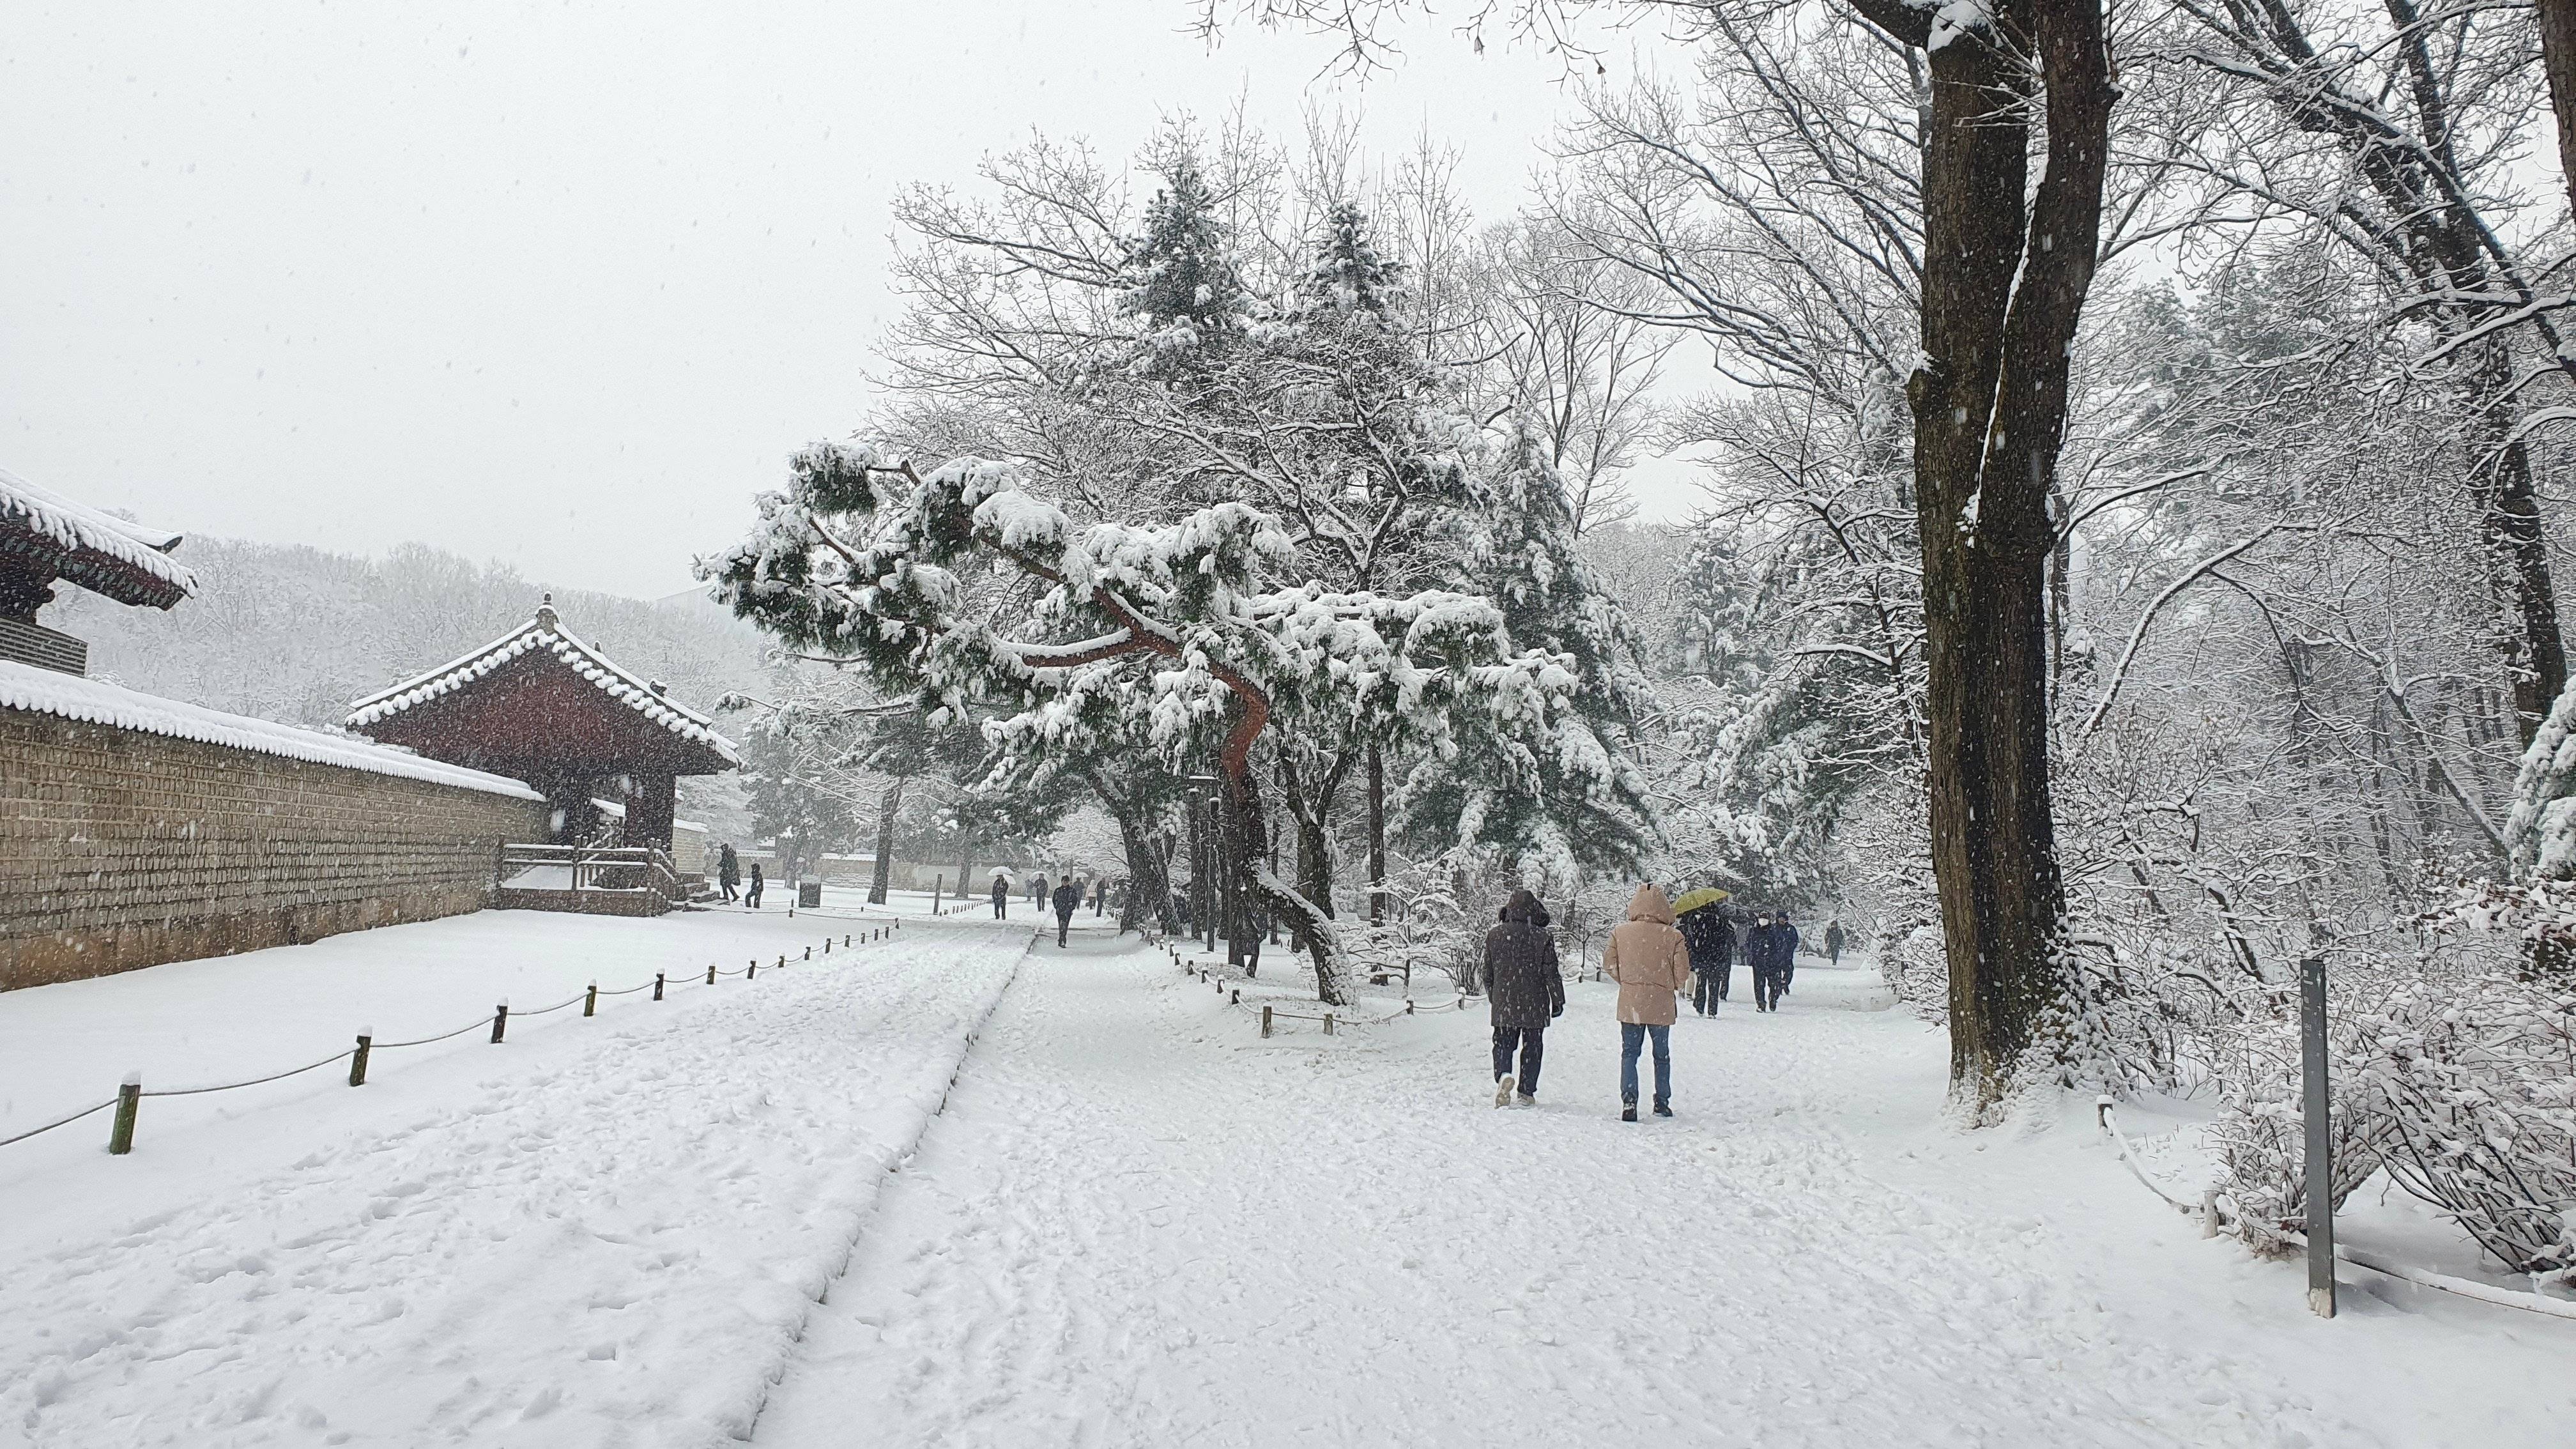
top-left (3, 1), bottom-right (1704, 601)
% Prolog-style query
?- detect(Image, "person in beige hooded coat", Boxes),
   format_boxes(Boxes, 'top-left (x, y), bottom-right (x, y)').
top-left (1603, 883), bottom-right (1692, 1119)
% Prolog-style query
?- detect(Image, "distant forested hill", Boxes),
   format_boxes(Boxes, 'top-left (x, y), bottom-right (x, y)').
top-left (52, 537), bottom-right (768, 731)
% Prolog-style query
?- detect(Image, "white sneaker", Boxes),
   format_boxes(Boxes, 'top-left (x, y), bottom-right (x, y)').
top-left (1493, 1075), bottom-right (1515, 1108)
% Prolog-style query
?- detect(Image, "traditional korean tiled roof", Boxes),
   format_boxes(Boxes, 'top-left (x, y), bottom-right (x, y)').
top-left (345, 595), bottom-right (740, 764)
top-left (2, 661), bottom-right (542, 799)
top-left (0, 466), bottom-right (197, 610)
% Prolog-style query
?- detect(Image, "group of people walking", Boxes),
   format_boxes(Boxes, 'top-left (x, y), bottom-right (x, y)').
top-left (1483, 884), bottom-right (1844, 1119)
top-left (715, 844), bottom-right (763, 908)
top-left (990, 871), bottom-right (1113, 945)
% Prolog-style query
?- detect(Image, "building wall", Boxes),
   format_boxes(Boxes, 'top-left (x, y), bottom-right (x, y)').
top-left (730, 850), bottom-right (965, 893)
top-left (0, 707), bottom-right (551, 989)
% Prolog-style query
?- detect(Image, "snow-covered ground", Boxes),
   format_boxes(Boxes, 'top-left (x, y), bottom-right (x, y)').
top-left (0, 905), bottom-right (1028, 1448)
top-left (3, 916), bottom-right (2566, 1446)
top-left (760, 931), bottom-right (2570, 1449)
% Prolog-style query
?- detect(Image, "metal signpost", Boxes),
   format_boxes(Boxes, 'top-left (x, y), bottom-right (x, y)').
top-left (2299, 954), bottom-right (2337, 1319)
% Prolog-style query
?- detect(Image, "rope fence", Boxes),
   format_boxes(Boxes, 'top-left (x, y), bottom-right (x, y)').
top-left (5, 919), bottom-right (916, 1160)
top-left (1151, 936), bottom-right (1462, 1038)
top-left (2094, 1097), bottom-right (2576, 1324)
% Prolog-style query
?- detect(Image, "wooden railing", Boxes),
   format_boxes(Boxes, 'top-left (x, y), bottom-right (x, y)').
top-left (500, 843), bottom-right (682, 903)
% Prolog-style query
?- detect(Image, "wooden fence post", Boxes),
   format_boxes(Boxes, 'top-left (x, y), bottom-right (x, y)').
top-left (584, 983), bottom-right (598, 1017)
top-left (707, 963), bottom-right (717, 985)
top-left (109, 1073), bottom-right (141, 1154)
top-left (654, 973), bottom-right (666, 1002)
top-left (1324, 1013), bottom-right (1337, 1036)
top-left (749, 959), bottom-right (758, 981)
top-left (350, 1031), bottom-right (372, 1086)
top-left (491, 1001), bottom-right (509, 1043)
top-left (1261, 1005), bottom-right (1273, 1038)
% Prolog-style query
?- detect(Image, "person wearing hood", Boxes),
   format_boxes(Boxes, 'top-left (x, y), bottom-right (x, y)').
top-left (1483, 889), bottom-right (1565, 1108)
top-left (1603, 884), bottom-right (1692, 1120)
top-left (1745, 911), bottom-right (1800, 1011)
top-left (990, 872), bottom-right (1009, 919)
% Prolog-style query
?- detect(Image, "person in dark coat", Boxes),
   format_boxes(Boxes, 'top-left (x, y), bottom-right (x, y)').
top-left (1825, 919), bottom-right (1847, 966)
top-left (717, 844), bottom-right (741, 903)
top-left (1679, 903), bottom-right (1734, 1014)
top-left (990, 873), bottom-right (1009, 919)
top-left (1031, 872), bottom-right (1049, 908)
top-left (1483, 889), bottom-right (1565, 1107)
top-left (746, 863), bottom-right (766, 910)
top-left (1745, 912), bottom-right (1799, 1012)
top-left (1052, 877), bottom-right (1083, 947)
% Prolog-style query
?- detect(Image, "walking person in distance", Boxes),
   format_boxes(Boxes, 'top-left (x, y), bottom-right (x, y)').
top-left (1052, 876), bottom-right (1082, 947)
top-left (745, 862), bottom-right (765, 910)
top-left (1484, 889), bottom-right (1564, 1108)
top-left (990, 872), bottom-right (1009, 919)
top-left (1676, 893), bottom-right (1733, 1015)
top-left (1825, 918), bottom-right (1847, 967)
top-left (1746, 911), bottom-right (1798, 1011)
top-left (716, 843), bottom-right (740, 903)
top-left (1604, 884), bottom-right (1692, 1120)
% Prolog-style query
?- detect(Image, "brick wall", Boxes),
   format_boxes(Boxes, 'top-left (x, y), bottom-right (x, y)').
top-left (0, 707), bottom-right (552, 989)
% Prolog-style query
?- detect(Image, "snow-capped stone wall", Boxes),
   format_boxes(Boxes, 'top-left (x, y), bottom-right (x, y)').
top-left (1, 693), bottom-right (551, 988)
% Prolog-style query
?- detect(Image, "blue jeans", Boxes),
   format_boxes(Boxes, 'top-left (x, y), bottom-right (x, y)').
top-left (1620, 1023), bottom-right (1671, 1108)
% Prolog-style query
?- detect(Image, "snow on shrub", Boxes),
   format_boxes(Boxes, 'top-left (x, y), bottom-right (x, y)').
top-left (1880, 923), bottom-right (1947, 1023)
top-left (2207, 995), bottom-right (2386, 1257)
top-left (2349, 974), bottom-right (2576, 1283)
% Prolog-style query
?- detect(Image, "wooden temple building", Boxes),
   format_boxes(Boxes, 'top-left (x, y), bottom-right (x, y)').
top-left (1, 464), bottom-right (195, 675)
top-left (346, 595), bottom-right (739, 855)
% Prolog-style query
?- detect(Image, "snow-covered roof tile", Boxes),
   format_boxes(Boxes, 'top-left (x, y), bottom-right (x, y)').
top-left (1, 661), bottom-right (544, 801)
top-left (344, 597), bottom-right (740, 765)
top-left (0, 466), bottom-right (197, 609)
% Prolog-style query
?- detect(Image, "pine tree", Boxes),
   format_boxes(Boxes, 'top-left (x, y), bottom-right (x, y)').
top-left (1123, 155), bottom-right (1243, 372)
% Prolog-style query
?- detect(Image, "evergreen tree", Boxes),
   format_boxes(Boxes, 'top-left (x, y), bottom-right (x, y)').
top-left (1401, 426), bottom-right (1660, 891)
top-left (740, 726), bottom-right (863, 884)
top-left (1123, 154), bottom-right (1244, 371)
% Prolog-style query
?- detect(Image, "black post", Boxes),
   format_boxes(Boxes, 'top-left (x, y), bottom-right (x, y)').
top-left (2299, 954), bottom-right (2337, 1319)
top-left (654, 972), bottom-right (665, 1001)
top-left (350, 1032), bottom-right (372, 1086)
top-left (491, 1001), bottom-right (509, 1044)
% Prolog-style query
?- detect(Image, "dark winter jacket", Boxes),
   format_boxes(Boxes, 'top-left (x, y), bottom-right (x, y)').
top-left (1483, 890), bottom-right (1566, 1031)
top-left (1052, 882), bottom-right (1082, 919)
top-left (1745, 920), bottom-right (1799, 974)
top-left (1825, 923), bottom-right (1847, 954)
top-left (1678, 907), bottom-right (1733, 972)
top-left (717, 845), bottom-right (740, 885)
top-left (990, 877), bottom-right (1008, 902)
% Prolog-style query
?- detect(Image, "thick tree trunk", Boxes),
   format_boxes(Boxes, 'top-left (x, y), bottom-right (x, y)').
top-left (868, 778), bottom-right (905, 905)
top-left (2542, 0), bottom-right (2576, 223)
top-left (1892, 0), bottom-right (2106, 1113)
top-left (2464, 342), bottom-right (2568, 744)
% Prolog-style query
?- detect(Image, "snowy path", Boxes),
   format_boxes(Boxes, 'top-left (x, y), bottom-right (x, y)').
top-left (0, 919), bottom-right (1031, 1448)
top-left (753, 932), bottom-right (2545, 1448)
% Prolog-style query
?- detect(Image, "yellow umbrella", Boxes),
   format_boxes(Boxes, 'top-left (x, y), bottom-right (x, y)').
top-left (1672, 887), bottom-right (1731, 915)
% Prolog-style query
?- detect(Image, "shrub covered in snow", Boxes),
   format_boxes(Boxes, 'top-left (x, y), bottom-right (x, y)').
top-left (2348, 974), bottom-right (2576, 1282)
top-left (2207, 996), bottom-right (2387, 1257)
